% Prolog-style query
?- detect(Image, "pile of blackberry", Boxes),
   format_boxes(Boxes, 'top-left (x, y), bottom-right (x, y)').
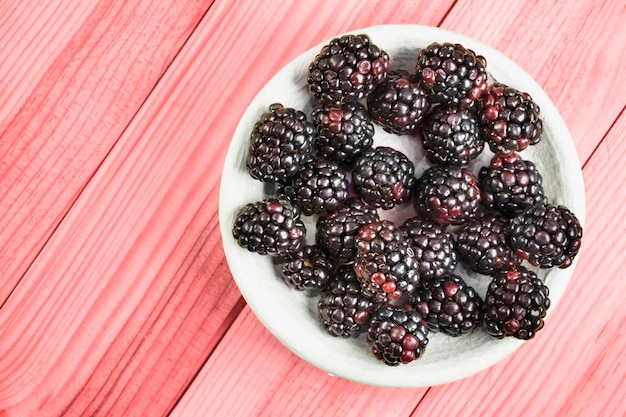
top-left (232, 33), bottom-right (584, 368)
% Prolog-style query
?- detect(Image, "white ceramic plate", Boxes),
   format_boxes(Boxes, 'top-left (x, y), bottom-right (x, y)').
top-left (218, 25), bottom-right (585, 387)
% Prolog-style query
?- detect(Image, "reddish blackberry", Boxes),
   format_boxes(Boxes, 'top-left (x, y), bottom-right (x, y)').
top-left (478, 153), bottom-right (547, 218)
top-left (412, 274), bottom-right (483, 337)
top-left (232, 198), bottom-right (305, 257)
top-left (316, 198), bottom-right (380, 264)
top-left (509, 203), bottom-right (583, 269)
top-left (246, 103), bottom-right (315, 183)
top-left (311, 101), bottom-right (375, 164)
top-left (420, 104), bottom-right (484, 166)
top-left (307, 33), bottom-right (390, 106)
top-left (318, 265), bottom-right (377, 338)
top-left (400, 216), bottom-right (457, 280)
top-left (353, 220), bottom-right (420, 303)
top-left (277, 158), bottom-right (349, 216)
top-left (414, 165), bottom-right (481, 226)
top-left (482, 266), bottom-right (550, 340)
top-left (455, 214), bottom-right (521, 275)
top-left (366, 69), bottom-right (429, 135)
top-left (478, 83), bottom-right (543, 155)
top-left (352, 146), bottom-right (416, 209)
top-left (367, 304), bottom-right (429, 366)
top-left (280, 244), bottom-right (334, 291)
top-left (416, 42), bottom-right (488, 108)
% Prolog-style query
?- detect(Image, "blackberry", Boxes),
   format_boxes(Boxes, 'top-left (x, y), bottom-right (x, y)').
top-left (353, 220), bottom-right (420, 303)
top-left (352, 146), bottom-right (416, 209)
top-left (366, 69), bottom-right (429, 135)
top-left (246, 103), bottom-right (315, 183)
top-left (455, 214), bottom-right (521, 275)
top-left (311, 101), bottom-right (375, 164)
top-left (420, 104), bottom-right (484, 166)
top-left (316, 198), bottom-right (379, 264)
top-left (416, 42), bottom-right (488, 108)
top-left (414, 165), bottom-right (481, 226)
top-left (478, 83), bottom-right (543, 155)
top-left (478, 153), bottom-right (547, 218)
top-left (400, 216), bottom-right (457, 280)
top-left (412, 274), bottom-right (483, 336)
top-left (307, 33), bottom-right (390, 106)
top-left (277, 158), bottom-right (349, 215)
top-left (318, 265), bottom-right (377, 337)
top-left (482, 266), bottom-right (550, 340)
top-left (280, 244), bottom-right (334, 291)
top-left (367, 304), bottom-right (429, 366)
top-left (232, 198), bottom-right (305, 257)
top-left (509, 203), bottom-right (583, 269)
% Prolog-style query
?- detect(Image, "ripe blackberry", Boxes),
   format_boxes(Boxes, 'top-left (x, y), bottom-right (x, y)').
top-left (478, 83), bottom-right (543, 155)
top-left (277, 158), bottom-right (349, 216)
top-left (353, 220), bottom-right (420, 303)
top-left (366, 69), bottom-right (429, 135)
top-left (482, 266), bottom-right (550, 340)
top-left (412, 274), bottom-right (483, 337)
top-left (318, 265), bottom-right (377, 338)
top-left (416, 42), bottom-right (488, 108)
top-left (280, 244), bottom-right (334, 291)
top-left (400, 216), bottom-right (457, 280)
top-left (311, 101), bottom-right (375, 164)
top-left (246, 103), bottom-right (315, 183)
top-left (455, 214), bottom-right (521, 276)
top-left (420, 104), bottom-right (484, 166)
top-left (478, 153), bottom-right (548, 218)
top-left (414, 165), bottom-right (481, 226)
top-left (352, 146), bottom-right (416, 209)
top-left (316, 198), bottom-right (380, 264)
top-left (307, 33), bottom-right (390, 106)
top-left (367, 304), bottom-right (429, 366)
top-left (509, 203), bottom-right (583, 269)
top-left (232, 198), bottom-right (305, 257)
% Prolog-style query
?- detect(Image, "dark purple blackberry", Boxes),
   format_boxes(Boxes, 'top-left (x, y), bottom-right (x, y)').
top-left (478, 83), bottom-right (543, 155)
top-left (276, 158), bottom-right (348, 216)
top-left (412, 274), bottom-right (483, 337)
top-left (352, 146), bottom-right (416, 209)
top-left (416, 42), bottom-right (488, 108)
top-left (508, 203), bottom-right (583, 269)
top-left (307, 33), bottom-right (390, 106)
top-left (311, 102), bottom-right (375, 164)
top-left (455, 214), bottom-right (521, 275)
top-left (280, 244), bottom-right (334, 291)
top-left (420, 104), bottom-right (484, 166)
top-left (246, 103), bottom-right (315, 183)
top-left (366, 69), bottom-right (429, 135)
top-left (316, 198), bottom-right (380, 264)
top-left (482, 266), bottom-right (550, 340)
top-left (353, 220), bottom-right (420, 303)
top-left (478, 153), bottom-right (548, 218)
top-left (413, 165), bottom-right (481, 226)
top-left (367, 304), bottom-right (429, 366)
top-left (318, 265), bottom-right (377, 338)
top-left (232, 198), bottom-right (305, 257)
top-left (400, 216), bottom-right (457, 280)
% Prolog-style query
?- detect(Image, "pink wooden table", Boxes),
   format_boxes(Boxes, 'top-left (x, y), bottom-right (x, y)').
top-left (1, 1), bottom-right (624, 415)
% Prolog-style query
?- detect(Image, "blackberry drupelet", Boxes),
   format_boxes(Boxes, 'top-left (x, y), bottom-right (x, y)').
top-left (478, 83), bottom-right (543, 155)
top-left (280, 244), bottom-right (334, 291)
top-left (352, 146), bottom-right (416, 209)
top-left (366, 69), bottom-right (429, 135)
top-left (307, 33), bottom-right (390, 106)
top-left (232, 198), bottom-right (306, 257)
top-left (246, 103), bottom-right (315, 183)
top-left (367, 303), bottom-right (429, 366)
top-left (482, 266), bottom-right (550, 340)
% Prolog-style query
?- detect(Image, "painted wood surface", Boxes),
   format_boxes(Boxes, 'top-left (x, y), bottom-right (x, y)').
top-left (0, 0), bottom-right (624, 416)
